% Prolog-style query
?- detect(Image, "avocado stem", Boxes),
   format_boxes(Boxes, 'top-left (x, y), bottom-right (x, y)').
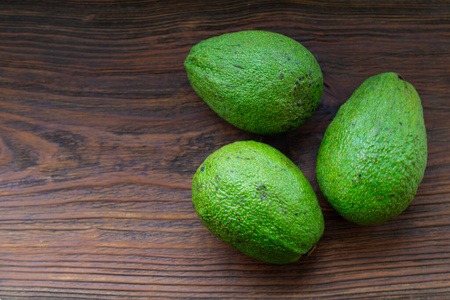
top-left (307, 244), bottom-right (317, 256)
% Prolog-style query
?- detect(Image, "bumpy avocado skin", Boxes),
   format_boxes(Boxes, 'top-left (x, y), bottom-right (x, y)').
top-left (184, 30), bottom-right (323, 135)
top-left (316, 72), bottom-right (427, 225)
top-left (192, 141), bottom-right (324, 264)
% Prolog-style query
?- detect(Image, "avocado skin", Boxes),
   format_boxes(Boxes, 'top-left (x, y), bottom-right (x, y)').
top-left (316, 72), bottom-right (427, 225)
top-left (185, 30), bottom-right (323, 135)
top-left (192, 141), bottom-right (324, 264)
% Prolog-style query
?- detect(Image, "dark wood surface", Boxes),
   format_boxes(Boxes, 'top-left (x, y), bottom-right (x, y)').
top-left (0, 1), bottom-right (449, 299)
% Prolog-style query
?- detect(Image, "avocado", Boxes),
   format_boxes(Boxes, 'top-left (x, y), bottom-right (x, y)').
top-left (316, 72), bottom-right (427, 225)
top-left (185, 30), bottom-right (323, 135)
top-left (192, 140), bottom-right (324, 264)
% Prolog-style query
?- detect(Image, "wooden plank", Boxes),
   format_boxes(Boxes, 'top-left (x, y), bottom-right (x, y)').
top-left (0, 1), bottom-right (449, 298)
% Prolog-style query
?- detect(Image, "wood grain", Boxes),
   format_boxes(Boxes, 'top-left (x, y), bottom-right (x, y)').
top-left (0, 0), bottom-right (449, 299)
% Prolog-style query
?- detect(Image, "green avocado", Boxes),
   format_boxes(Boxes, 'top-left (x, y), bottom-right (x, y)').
top-left (185, 30), bottom-right (323, 135)
top-left (316, 72), bottom-right (427, 225)
top-left (192, 140), bottom-right (324, 264)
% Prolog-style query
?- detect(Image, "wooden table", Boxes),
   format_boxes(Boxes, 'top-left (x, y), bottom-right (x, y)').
top-left (0, 1), bottom-right (449, 299)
